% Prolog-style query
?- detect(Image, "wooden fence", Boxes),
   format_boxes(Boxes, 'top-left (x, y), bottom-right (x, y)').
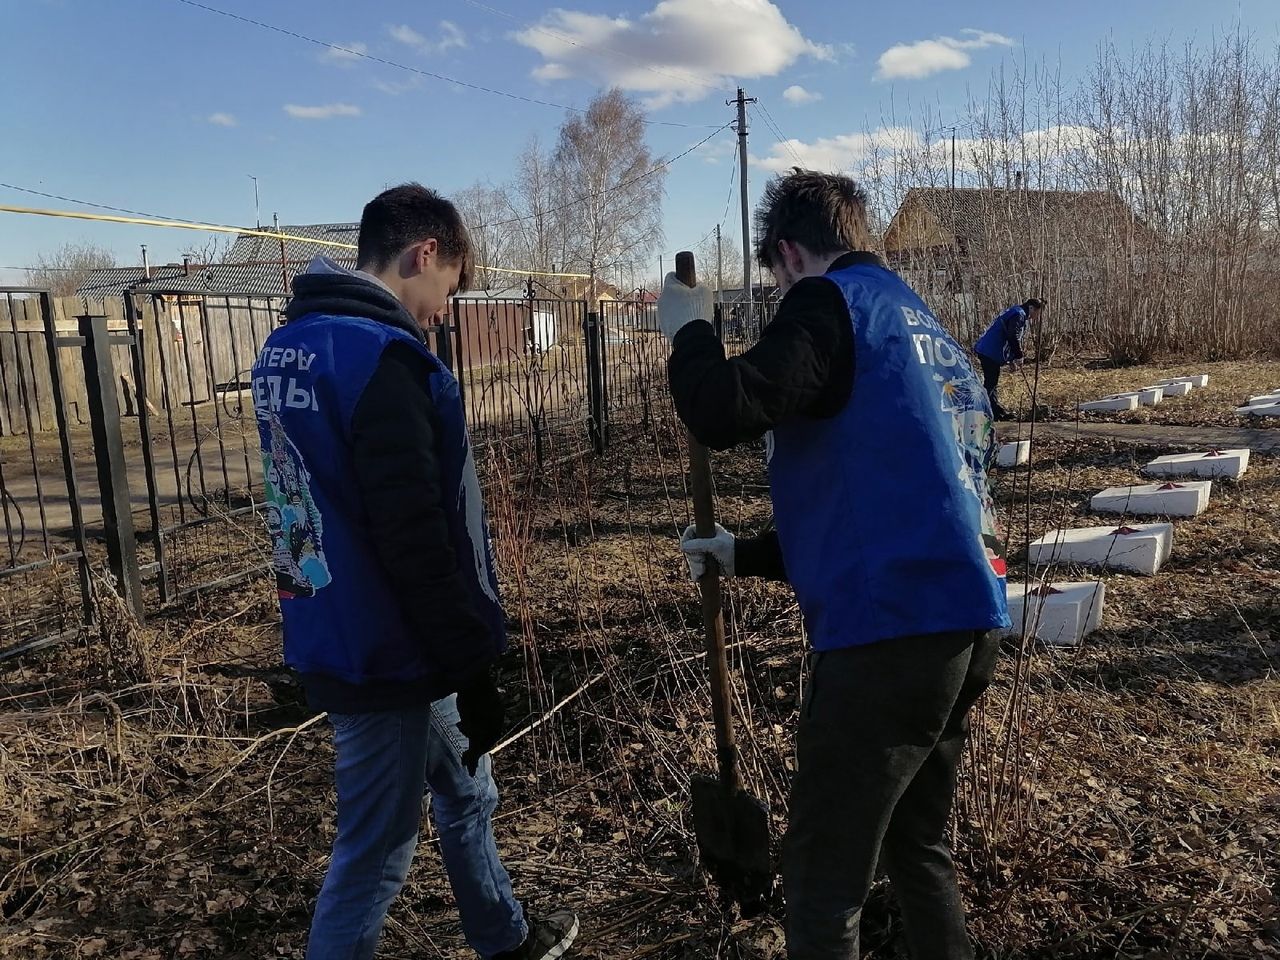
top-left (0, 294), bottom-right (284, 437)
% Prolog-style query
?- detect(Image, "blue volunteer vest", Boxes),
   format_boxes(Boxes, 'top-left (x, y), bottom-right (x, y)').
top-left (768, 262), bottom-right (1010, 650)
top-left (251, 314), bottom-right (506, 685)
top-left (974, 305), bottom-right (1027, 362)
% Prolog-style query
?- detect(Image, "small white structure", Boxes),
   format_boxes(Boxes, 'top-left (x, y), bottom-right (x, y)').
top-left (1236, 402), bottom-right (1280, 418)
top-left (1143, 449), bottom-right (1250, 481)
top-left (1091, 480), bottom-right (1212, 518)
top-left (1156, 375), bottom-right (1210, 389)
top-left (997, 440), bottom-right (1031, 467)
top-left (1005, 581), bottom-right (1106, 647)
top-left (1104, 389), bottom-right (1162, 407)
top-left (1028, 523), bottom-right (1173, 576)
top-left (1244, 393), bottom-right (1280, 407)
top-left (529, 309), bottom-right (558, 352)
top-left (1148, 381), bottom-right (1192, 398)
top-left (1079, 396), bottom-right (1139, 413)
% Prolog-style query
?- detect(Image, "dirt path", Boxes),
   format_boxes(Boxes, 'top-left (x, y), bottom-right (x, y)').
top-left (1002, 420), bottom-right (1280, 452)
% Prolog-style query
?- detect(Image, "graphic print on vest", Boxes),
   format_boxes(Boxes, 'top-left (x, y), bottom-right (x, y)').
top-left (261, 413), bottom-right (332, 599)
top-left (937, 371), bottom-right (1006, 577)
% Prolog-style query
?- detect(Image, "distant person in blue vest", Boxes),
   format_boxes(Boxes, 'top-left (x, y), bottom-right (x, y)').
top-left (252, 184), bottom-right (578, 960)
top-left (973, 298), bottom-right (1046, 421)
top-left (658, 169), bottom-right (1009, 960)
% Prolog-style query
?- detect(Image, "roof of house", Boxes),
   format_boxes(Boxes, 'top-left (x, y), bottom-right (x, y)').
top-left (76, 265), bottom-right (203, 299)
top-left (80, 224), bottom-right (360, 299)
top-left (885, 187), bottom-right (1145, 255)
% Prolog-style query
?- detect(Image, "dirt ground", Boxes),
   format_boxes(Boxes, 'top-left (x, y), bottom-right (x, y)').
top-left (1, 364), bottom-right (1278, 960)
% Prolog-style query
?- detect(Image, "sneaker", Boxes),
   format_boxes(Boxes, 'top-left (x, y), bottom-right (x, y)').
top-left (493, 909), bottom-right (579, 960)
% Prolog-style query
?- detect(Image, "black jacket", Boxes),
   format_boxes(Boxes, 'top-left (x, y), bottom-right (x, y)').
top-left (668, 252), bottom-right (877, 581)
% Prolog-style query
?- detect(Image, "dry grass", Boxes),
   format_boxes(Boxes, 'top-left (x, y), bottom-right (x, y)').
top-left (1002, 359), bottom-right (1280, 428)
top-left (0, 415), bottom-right (1276, 959)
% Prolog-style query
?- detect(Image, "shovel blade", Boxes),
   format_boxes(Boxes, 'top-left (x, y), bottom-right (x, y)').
top-left (691, 774), bottom-right (773, 909)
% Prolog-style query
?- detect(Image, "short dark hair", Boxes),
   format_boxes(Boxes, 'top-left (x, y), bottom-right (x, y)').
top-left (357, 183), bottom-right (474, 291)
top-left (754, 168), bottom-right (873, 269)
top-left (1024, 297), bottom-right (1047, 311)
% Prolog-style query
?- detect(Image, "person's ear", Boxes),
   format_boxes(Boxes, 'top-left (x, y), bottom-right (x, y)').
top-left (405, 238), bottom-right (438, 276)
top-left (779, 239), bottom-right (802, 277)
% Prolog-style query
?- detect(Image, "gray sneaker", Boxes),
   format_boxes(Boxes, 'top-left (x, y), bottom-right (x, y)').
top-left (493, 909), bottom-right (579, 960)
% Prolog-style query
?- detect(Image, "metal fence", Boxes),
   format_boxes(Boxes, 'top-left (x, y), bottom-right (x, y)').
top-left (599, 299), bottom-right (671, 428)
top-left (1, 291), bottom-right (101, 657)
top-left (0, 285), bottom-right (772, 657)
top-left (450, 296), bottom-right (594, 474)
top-left (124, 290), bottom-right (286, 605)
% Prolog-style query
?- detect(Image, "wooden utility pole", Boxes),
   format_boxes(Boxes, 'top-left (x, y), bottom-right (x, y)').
top-left (729, 88), bottom-right (757, 312)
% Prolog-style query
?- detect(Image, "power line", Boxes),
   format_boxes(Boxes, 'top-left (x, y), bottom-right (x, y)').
top-left (459, 0), bottom-right (723, 94)
top-left (169, 0), bottom-right (721, 130)
top-left (476, 122), bottom-right (733, 229)
top-left (0, 181), bottom-right (224, 228)
top-left (754, 100), bottom-right (804, 167)
top-left (681, 159), bottom-right (738, 256)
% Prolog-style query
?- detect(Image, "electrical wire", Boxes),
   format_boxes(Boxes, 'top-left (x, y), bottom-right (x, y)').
top-left (475, 122), bottom-right (732, 229)
top-left (753, 100), bottom-right (805, 167)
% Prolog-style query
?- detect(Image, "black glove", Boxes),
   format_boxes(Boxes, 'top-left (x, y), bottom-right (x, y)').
top-left (455, 669), bottom-right (505, 775)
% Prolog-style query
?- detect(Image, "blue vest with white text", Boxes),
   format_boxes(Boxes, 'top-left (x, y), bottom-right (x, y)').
top-left (768, 263), bottom-right (1010, 650)
top-left (251, 314), bottom-right (506, 686)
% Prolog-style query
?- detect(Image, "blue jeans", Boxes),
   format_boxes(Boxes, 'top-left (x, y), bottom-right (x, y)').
top-left (306, 695), bottom-right (527, 960)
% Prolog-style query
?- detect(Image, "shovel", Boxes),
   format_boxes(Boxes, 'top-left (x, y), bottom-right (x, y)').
top-left (674, 250), bottom-right (773, 912)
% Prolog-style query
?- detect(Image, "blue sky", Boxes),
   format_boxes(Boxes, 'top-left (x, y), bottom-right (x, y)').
top-left (2, 0), bottom-right (1277, 286)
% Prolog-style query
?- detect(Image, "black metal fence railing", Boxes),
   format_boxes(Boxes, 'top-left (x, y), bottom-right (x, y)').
top-left (125, 290), bottom-right (286, 605)
top-left (450, 295), bottom-right (593, 474)
top-left (598, 299), bottom-right (670, 428)
top-left (0, 283), bottom-right (778, 658)
top-left (0, 290), bottom-right (99, 656)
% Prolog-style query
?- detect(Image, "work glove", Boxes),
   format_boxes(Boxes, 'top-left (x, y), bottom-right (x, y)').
top-left (680, 523), bottom-right (735, 581)
top-left (657, 272), bottom-right (715, 341)
top-left (455, 668), bottom-right (505, 775)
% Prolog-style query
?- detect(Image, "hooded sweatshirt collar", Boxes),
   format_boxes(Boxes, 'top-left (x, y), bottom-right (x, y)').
top-left (284, 256), bottom-right (425, 343)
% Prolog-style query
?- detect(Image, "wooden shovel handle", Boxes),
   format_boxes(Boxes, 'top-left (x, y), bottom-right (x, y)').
top-left (676, 251), bottom-right (741, 792)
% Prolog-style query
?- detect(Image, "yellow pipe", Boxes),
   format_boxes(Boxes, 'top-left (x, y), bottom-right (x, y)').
top-left (0, 203), bottom-right (591, 279)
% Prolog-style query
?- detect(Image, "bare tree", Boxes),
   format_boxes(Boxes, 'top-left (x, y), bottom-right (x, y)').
top-left (502, 135), bottom-right (564, 283)
top-left (554, 88), bottom-right (665, 297)
top-left (695, 230), bottom-right (744, 293)
top-left (181, 235), bottom-right (233, 267)
top-left (456, 181), bottom-right (515, 290)
top-left (28, 241), bottom-right (117, 297)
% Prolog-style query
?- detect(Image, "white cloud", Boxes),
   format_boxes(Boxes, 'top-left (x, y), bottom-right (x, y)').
top-left (532, 63), bottom-right (573, 82)
top-left (753, 122), bottom-right (1096, 177)
top-left (876, 28), bottom-right (1016, 81)
top-left (372, 76), bottom-right (424, 96)
top-left (389, 24), bottom-right (426, 48)
top-left (207, 112), bottom-right (237, 127)
top-left (514, 0), bottom-right (831, 109)
top-left (753, 126), bottom-right (921, 173)
top-left (389, 20), bottom-right (467, 55)
top-left (437, 20), bottom-right (467, 52)
top-left (700, 138), bottom-right (739, 164)
top-left (283, 103), bottom-right (362, 120)
top-left (782, 84), bottom-right (822, 105)
top-left (321, 41), bottom-right (368, 66)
